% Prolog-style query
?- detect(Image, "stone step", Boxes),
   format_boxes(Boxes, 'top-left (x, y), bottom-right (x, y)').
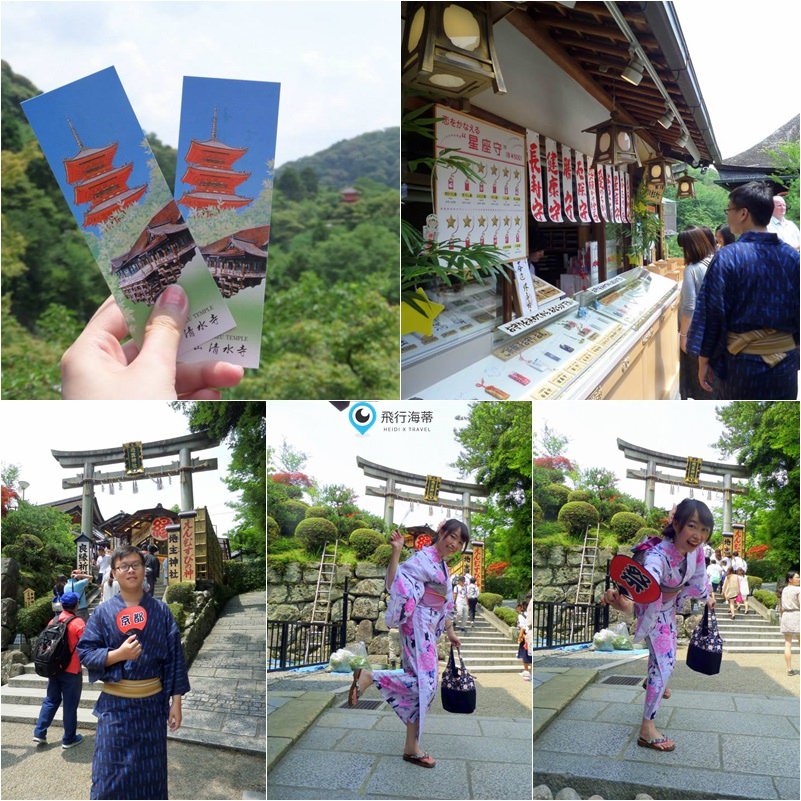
top-left (725, 645), bottom-right (800, 653)
top-left (2, 686), bottom-right (100, 709)
top-left (2, 702), bottom-right (97, 729)
top-left (20, 664), bottom-right (89, 677)
top-left (720, 632), bottom-right (789, 641)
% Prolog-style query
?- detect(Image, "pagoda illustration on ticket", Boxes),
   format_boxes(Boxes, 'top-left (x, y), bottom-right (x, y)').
top-left (63, 118), bottom-right (147, 228)
top-left (178, 108), bottom-right (252, 211)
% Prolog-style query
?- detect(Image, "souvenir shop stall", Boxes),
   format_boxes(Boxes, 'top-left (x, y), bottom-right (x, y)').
top-left (400, 1), bottom-right (721, 400)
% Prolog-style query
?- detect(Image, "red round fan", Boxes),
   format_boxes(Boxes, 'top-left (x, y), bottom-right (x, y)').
top-left (609, 555), bottom-right (661, 603)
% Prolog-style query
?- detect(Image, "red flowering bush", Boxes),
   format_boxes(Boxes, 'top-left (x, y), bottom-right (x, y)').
top-left (746, 544), bottom-right (769, 561)
top-left (486, 561), bottom-right (509, 577)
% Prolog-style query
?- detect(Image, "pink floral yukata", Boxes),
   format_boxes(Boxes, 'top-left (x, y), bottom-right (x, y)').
top-left (633, 537), bottom-right (709, 720)
top-left (371, 545), bottom-right (453, 741)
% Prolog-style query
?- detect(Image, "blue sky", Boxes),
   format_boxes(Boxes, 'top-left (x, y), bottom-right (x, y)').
top-left (2, 1), bottom-right (398, 165)
top-left (175, 77), bottom-right (280, 211)
top-left (22, 67), bottom-right (155, 235)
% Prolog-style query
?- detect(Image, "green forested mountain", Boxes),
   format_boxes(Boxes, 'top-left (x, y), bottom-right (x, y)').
top-left (1, 61), bottom-right (398, 399)
top-left (275, 127), bottom-right (399, 189)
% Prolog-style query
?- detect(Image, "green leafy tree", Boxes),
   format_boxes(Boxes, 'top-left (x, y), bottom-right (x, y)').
top-left (453, 402), bottom-right (532, 591)
top-left (715, 402), bottom-right (799, 569)
top-left (174, 402), bottom-right (266, 558)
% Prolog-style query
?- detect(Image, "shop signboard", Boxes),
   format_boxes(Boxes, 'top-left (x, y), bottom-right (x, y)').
top-left (435, 106), bottom-right (527, 260)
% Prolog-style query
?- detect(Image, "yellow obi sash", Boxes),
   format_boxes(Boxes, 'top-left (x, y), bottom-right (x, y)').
top-left (727, 329), bottom-right (797, 366)
top-left (101, 677), bottom-right (162, 698)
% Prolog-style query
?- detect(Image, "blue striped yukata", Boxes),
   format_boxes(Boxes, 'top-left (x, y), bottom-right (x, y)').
top-left (77, 593), bottom-right (190, 799)
top-left (687, 231), bottom-right (800, 399)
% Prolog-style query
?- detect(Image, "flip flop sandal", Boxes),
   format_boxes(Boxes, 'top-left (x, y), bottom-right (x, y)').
top-left (637, 736), bottom-right (675, 752)
top-left (641, 680), bottom-right (671, 699)
top-left (347, 669), bottom-right (362, 707)
top-left (403, 752), bottom-right (436, 768)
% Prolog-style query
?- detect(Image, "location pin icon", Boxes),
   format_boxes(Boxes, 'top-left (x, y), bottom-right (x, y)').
top-left (349, 402), bottom-right (376, 436)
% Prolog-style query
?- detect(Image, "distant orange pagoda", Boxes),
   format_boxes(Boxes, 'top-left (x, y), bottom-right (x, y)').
top-left (178, 109), bottom-right (252, 210)
top-left (63, 118), bottom-right (147, 228)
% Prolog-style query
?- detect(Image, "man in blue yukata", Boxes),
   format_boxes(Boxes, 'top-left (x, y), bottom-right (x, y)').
top-left (687, 180), bottom-right (800, 399)
top-left (77, 545), bottom-right (190, 800)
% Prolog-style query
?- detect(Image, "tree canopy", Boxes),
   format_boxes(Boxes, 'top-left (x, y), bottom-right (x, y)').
top-left (173, 402), bottom-right (266, 558)
top-left (715, 402), bottom-right (799, 571)
top-left (453, 402), bottom-right (532, 592)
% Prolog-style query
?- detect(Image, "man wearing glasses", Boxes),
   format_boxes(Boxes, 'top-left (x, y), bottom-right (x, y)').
top-left (687, 181), bottom-right (800, 399)
top-left (77, 545), bottom-right (190, 799)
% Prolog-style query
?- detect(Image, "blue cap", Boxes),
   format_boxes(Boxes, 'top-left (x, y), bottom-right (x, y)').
top-left (60, 592), bottom-right (79, 609)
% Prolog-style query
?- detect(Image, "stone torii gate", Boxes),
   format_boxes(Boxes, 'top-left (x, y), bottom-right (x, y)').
top-left (617, 438), bottom-right (749, 532)
top-left (356, 456), bottom-right (487, 528)
top-left (52, 431), bottom-right (221, 543)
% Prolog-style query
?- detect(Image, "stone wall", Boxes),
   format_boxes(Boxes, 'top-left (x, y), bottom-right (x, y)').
top-left (268, 560), bottom-right (393, 657)
top-left (533, 544), bottom-right (616, 604)
top-left (1, 558), bottom-right (20, 651)
top-left (181, 590), bottom-right (217, 666)
top-left (533, 543), bottom-right (703, 642)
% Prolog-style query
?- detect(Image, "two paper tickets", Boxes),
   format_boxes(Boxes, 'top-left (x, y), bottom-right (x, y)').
top-left (23, 67), bottom-right (280, 368)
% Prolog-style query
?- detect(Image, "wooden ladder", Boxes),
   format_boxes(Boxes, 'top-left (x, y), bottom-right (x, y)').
top-left (310, 540), bottom-right (338, 625)
top-left (570, 524), bottom-right (600, 641)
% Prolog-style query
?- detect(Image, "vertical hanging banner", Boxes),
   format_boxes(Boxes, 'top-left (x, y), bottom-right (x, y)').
top-left (607, 166), bottom-right (620, 223)
top-left (180, 515), bottom-right (196, 582)
top-left (561, 146), bottom-right (576, 222)
top-left (623, 170), bottom-right (631, 223)
top-left (575, 151), bottom-right (591, 223)
top-left (586, 160), bottom-right (601, 223)
top-left (544, 137), bottom-right (563, 222)
top-left (472, 541), bottom-right (485, 592)
top-left (512, 258), bottom-right (538, 315)
top-left (167, 527), bottom-right (181, 583)
top-left (613, 170), bottom-right (622, 223)
top-left (435, 106), bottom-right (526, 260)
top-left (596, 165), bottom-right (609, 221)
top-left (526, 130), bottom-right (547, 222)
top-left (587, 240), bottom-right (600, 285)
top-left (176, 77), bottom-right (281, 369)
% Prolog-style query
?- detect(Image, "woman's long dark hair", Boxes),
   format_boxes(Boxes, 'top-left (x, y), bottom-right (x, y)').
top-left (53, 574), bottom-right (68, 597)
top-left (662, 498), bottom-right (714, 539)
top-left (432, 519), bottom-right (470, 552)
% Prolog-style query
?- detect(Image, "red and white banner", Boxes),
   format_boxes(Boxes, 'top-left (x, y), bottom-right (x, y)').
top-left (574, 151), bottom-right (591, 223)
top-left (605, 165), bottom-right (618, 223)
top-left (561, 146), bottom-right (576, 222)
top-left (587, 161), bottom-right (601, 223)
top-left (610, 166), bottom-right (622, 223)
top-left (545, 137), bottom-right (563, 222)
top-left (623, 172), bottom-right (631, 223)
top-left (596, 164), bottom-right (609, 222)
top-left (526, 130), bottom-right (547, 222)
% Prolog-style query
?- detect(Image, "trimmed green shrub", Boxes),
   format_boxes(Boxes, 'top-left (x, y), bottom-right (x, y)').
top-left (478, 592), bottom-right (503, 610)
top-left (164, 581), bottom-right (196, 611)
top-left (223, 558), bottom-right (266, 594)
top-left (568, 490), bottom-right (592, 503)
top-left (295, 517), bottom-right (338, 552)
top-left (493, 606), bottom-right (518, 626)
top-left (746, 559), bottom-right (782, 583)
top-left (167, 602), bottom-right (187, 630)
top-left (753, 589), bottom-right (778, 609)
top-left (370, 543), bottom-right (394, 567)
top-left (634, 527), bottom-right (660, 542)
top-left (17, 596), bottom-right (56, 639)
top-left (610, 511), bottom-right (647, 543)
top-left (532, 500), bottom-right (543, 526)
top-left (558, 501), bottom-right (600, 534)
top-left (747, 575), bottom-right (763, 593)
top-left (276, 499), bottom-right (309, 537)
top-left (539, 483), bottom-right (571, 518)
top-left (304, 505), bottom-right (337, 521)
top-left (267, 516), bottom-right (280, 545)
top-left (349, 528), bottom-right (384, 559)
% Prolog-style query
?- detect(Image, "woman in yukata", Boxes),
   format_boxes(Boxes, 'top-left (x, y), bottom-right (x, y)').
top-left (602, 498), bottom-right (715, 753)
top-left (348, 519), bottom-right (467, 768)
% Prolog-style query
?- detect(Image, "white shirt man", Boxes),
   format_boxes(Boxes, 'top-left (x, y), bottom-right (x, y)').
top-left (768, 196), bottom-right (801, 251)
top-left (731, 553), bottom-right (748, 574)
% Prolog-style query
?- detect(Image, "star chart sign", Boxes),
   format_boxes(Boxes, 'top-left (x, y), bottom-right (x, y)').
top-left (434, 105), bottom-right (526, 261)
top-left (149, 517), bottom-right (171, 542)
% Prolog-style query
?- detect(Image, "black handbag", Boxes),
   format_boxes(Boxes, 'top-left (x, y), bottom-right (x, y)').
top-left (686, 605), bottom-right (723, 675)
top-left (440, 646), bottom-right (476, 714)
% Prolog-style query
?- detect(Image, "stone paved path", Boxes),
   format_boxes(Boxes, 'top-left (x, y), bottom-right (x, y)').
top-left (170, 590), bottom-right (266, 754)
